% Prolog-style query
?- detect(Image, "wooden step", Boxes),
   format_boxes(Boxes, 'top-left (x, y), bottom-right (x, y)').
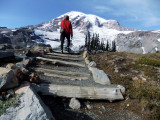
top-left (43, 55), bottom-right (83, 61)
top-left (36, 57), bottom-right (85, 67)
top-left (37, 84), bottom-right (124, 101)
top-left (34, 68), bottom-right (90, 80)
top-left (47, 53), bottom-right (81, 58)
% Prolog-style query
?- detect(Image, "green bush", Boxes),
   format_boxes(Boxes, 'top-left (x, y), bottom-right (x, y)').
top-left (0, 95), bottom-right (20, 116)
top-left (136, 58), bottom-right (160, 67)
top-left (88, 56), bottom-right (92, 62)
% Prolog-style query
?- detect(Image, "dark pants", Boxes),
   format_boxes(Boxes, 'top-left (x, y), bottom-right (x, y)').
top-left (60, 32), bottom-right (70, 51)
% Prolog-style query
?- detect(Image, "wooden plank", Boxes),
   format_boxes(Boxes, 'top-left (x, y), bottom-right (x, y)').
top-left (34, 68), bottom-right (90, 77)
top-left (44, 73), bottom-right (88, 80)
top-left (47, 53), bottom-right (81, 58)
top-left (43, 55), bottom-right (83, 61)
top-left (39, 84), bottom-right (124, 101)
top-left (36, 57), bottom-right (85, 67)
top-left (53, 50), bottom-right (80, 55)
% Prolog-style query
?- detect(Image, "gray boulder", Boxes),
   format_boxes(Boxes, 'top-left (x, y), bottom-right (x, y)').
top-left (0, 67), bottom-right (18, 91)
top-left (0, 87), bottom-right (55, 120)
top-left (89, 67), bottom-right (111, 85)
top-left (69, 98), bottom-right (81, 110)
top-left (117, 85), bottom-right (125, 95)
top-left (88, 61), bottom-right (97, 68)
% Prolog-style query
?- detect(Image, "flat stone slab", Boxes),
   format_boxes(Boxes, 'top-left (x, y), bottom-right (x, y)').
top-left (39, 84), bottom-right (124, 101)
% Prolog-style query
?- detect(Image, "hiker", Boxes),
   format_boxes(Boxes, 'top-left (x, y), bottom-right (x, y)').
top-left (60, 15), bottom-right (73, 54)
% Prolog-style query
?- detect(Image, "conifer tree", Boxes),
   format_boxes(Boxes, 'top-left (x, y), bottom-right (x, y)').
top-left (105, 40), bottom-right (109, 51)
top-left (85, 35), bottom-right (87, 47)
top-left (112, 40), bottom-right (116, 52)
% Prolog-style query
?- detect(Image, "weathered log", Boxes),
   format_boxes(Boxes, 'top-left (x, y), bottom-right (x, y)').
top-left (44, 73), bottom-right (89, 80)
top-left (34, 68), bottom-right (90, 77)
top-left (43, 55), bottom-right (83, 61)
top-left (38, 84), bottom-right (124, 101)
top-left (36, 57), bottom-right (85, 67)
top-left (47, 53), bottom-right (81, 58)
top-left (34, 68), bottom-right (90, 80)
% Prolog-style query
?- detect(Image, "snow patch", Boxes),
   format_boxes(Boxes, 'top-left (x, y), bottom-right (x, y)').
top-left (157, 39), bottom-right (160, 42)
top-left (141, 47), bottom-right (146, 54)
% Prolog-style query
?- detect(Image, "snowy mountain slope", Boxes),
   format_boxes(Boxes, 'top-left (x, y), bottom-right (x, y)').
top-left (33, 11), bottom-right (160, 53)
top-left (34, 11), bottom-right (135, 51)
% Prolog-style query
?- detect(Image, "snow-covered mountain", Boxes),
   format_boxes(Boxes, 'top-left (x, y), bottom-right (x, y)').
top-left (33, 11), bottom-right (160, 53)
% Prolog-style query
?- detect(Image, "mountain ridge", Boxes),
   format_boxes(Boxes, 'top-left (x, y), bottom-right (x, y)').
top-left (1, 11), bottom-right (160, 54)
top-left (36, 11), bottom-right (136, 33)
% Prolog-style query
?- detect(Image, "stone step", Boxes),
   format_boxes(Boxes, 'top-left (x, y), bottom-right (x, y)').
top-left (34, 68), bottom-right (90, 80)
top-left (36, 57), bottom-right (85, 68)
top-left (37, 84), bottom-right (124, 102)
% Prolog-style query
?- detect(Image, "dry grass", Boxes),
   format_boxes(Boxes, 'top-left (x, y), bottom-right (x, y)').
top-left (91, 51), bottom-right (160, 119)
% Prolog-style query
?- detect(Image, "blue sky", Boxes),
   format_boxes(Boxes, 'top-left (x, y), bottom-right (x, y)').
top-left (0, 0), bottom-right (160, 30)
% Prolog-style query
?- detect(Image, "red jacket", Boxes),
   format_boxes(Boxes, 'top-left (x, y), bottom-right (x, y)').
top-left (60, 19), bottom-right (73, 37)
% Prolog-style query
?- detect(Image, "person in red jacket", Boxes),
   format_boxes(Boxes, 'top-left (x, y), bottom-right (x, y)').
top-left (60, 15), bottom-right (73, 54)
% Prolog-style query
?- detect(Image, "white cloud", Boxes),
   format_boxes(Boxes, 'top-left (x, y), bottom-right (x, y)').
top-left (95, 6), bottom-right (113, 13)
top-left (92, 0), bottom-right (160, 28)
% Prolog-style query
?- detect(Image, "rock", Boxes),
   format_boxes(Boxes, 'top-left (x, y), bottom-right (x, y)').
top-left (96, 50), bottom-right (104, 54)
top-left (88, 61), bottom-right (97, 68)
top-left (29, 73), bottom-right (40, 84)
top-left (44, 47), bottom-right (52, 53)
top-left (116, 31), bottom-right (160, 54)
top-left (86, 104), bottom-right (92, 109)
top-left (141, 77), bottom-right (147, 82)
top-left (89, 67), bottom-right (111, 85)
top-left (23, 59), bottom-right (31, 67)
top-left (5, 89), bottom-right (15, 99)
top-left (0, 87), bottom-right (55, 120)
top-left (0, 45), bottom-right (6, 50)
top-left (83, 51), bottom-right (88, 58)
top-left (13, 69), bottom-right (28, 81)
top-left (102, 106), bottom-right (106, 111)
top-left (0, 67), bottom-right (18, 91)
top-left (132, 77), bottom-right (139, 81)
top-left (117, 85), bottom-right (125, 95)
top-left (7, 89), bottom-right (15, 96)
top-left (0, 51), bottom-right (14, 59)
top-left (6, 63), bottom-right (17, 69)
top-left (114, 67), bottom-right (119, 73)
top-left (85, 57), bottom-right (90, 64)
top-left (21, 67), bottom-right (29, 74)
top-left (69, 98), bottom-right (81, 110)
top-left (14, 82), bottom-right (30, 94)
top-left (25, 50), bottom-right (32, 57)
top-left (16, 62), bottom-right (25, 68)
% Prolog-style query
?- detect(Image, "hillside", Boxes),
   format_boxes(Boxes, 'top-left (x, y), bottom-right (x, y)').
top-left (91, 51), bottom-right (160, 120)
